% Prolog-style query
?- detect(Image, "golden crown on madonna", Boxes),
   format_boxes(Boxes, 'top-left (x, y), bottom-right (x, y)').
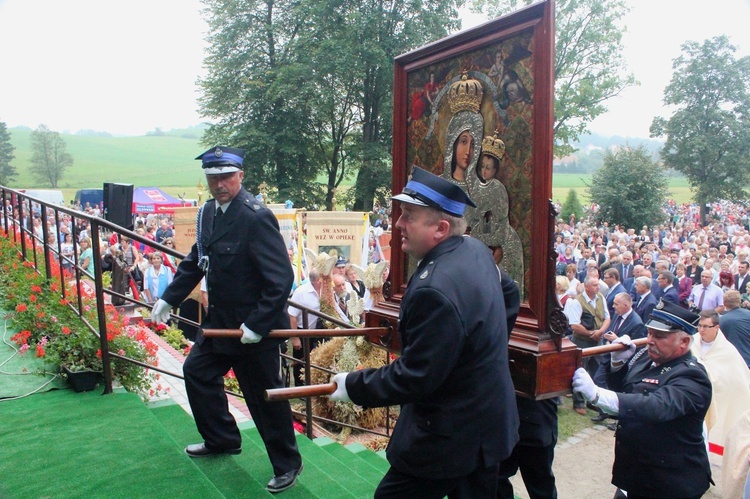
top-left (448, 71), bottom-right (484, 114)
top-left (482, 132), bottom-right (506, 160)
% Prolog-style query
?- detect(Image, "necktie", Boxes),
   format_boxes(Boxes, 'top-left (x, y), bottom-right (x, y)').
top-left (613, 316), bottom-right (623, 333)
top-left (622, 265), bottom-right (628, 281)
top-left (339, 297), bottom-right (348, 317)
top-left (697, 286), bottom-right (706, 309)
top-left (213, 207), bottom-right (223, 229)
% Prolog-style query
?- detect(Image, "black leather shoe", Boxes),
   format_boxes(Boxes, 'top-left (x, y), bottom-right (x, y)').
top-left (586, 402), bottom-right (598, 411)
top-left (185, 443), bottom-right (241, 458)
top-left (267, 463), bottom-right (303, 493)
top-left (591, 413), bottom-right (609, 423)
top-left (606, 423), bottom-right (618, 431)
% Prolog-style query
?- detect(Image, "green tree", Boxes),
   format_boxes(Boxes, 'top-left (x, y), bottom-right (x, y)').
top-left (199, 0), bottom-right (324, 209)
top-left (199, 0), bottom-right (461, 211)
top-left (470, 0), bottom-right (637, 157)
top-left (588, 145), bottom-right (668, 229)
top-left (350, 0), bottom-right (461, 211)
top-left (650, 36), bottom-right (750, 225)
top-left (0, 121), bottom-right (16, 186)
top-left (29, 125), bottom-right (73, 188)
top-left (560, 188), bottom-right (583, 222)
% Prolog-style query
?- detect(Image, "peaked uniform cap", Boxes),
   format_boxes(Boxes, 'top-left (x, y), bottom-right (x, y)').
top-left (647, 299), bottom-right (700, 334)
top-left (392, 166), bottom-right (476, 217)
top-left (196, 146), bottom-right (245, 175)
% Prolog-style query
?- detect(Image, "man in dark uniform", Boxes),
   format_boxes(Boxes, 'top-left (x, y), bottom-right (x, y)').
top-left (497, 271), bottom-right (558, 499)
top-left (329, 167), bottom-right (519, 498)
top-left (572, 300), bottom-right (712, 499)
top-left (151, 146), bottom-right (302, 494)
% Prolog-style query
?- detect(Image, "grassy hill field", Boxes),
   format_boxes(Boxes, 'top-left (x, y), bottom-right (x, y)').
top-left (5, 126), bottom-right (696, 205)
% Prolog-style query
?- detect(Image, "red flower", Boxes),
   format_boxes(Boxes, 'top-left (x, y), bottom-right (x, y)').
top-left (35, 344), bottom-right (46, 358)
top-left (31, 285), bottom-right (42, 293)
top-left (29, 294), bottom-right (37, 303)
top-left (96, 349), bottom-right (102, 358)
top-left (37, 312), bottom-right (45, 319)
top-left (60, 298), bottom-right (69, 306)
top-left (15, 303), bottom-right (27, 312)
top-left (62, 326), bottom-right (71, 335)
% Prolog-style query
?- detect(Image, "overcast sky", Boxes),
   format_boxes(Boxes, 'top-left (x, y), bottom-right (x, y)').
top-left (1, 0), bottom-right (748, 138)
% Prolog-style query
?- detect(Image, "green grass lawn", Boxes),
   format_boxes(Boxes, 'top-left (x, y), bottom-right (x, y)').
top-left (551, 173), bottom-right (694, 205)
top-left (7, 127), bottom-right (699, 205)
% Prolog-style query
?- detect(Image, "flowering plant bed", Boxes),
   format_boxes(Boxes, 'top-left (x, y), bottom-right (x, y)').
top-left (0, 230), bottom-right (162, 400)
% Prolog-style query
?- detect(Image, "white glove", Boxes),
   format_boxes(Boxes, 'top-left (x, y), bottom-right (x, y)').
top-left (572, 367), bottom-right (598, 401)
top-left (329, 372), bottom-right (351, 403)
top-left (240, 324), bottom-right (262, 344)
top-left (151, 299), bottom-right (172, 325)
top-left (611, 334), bottom-right (636, 364)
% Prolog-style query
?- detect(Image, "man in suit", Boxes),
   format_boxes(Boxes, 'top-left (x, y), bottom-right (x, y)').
top-left (615, 251), bottom-right (634, 283)
top-left (603, 268), bottom-right (626, 318)
top-left (734, 260), bottom-right (750, 295)
top-left (624, 264), bottom-right (644, 301)
top-left (600, 247), bottom-right (620, 274)
top-left (591, 292), bottom-right (647, 426)
top-left (152, 146), bottom-right (303, 493)
top-left (573, 301), bottom-right (712, 499)
top-left (330, 167), bottom-right (519, 497)
top-left (668, 249), bottom-right (680, 274)
top-left (594, 244), bottom-right (607, 268)
top-left (651, 260), bottom-right (669, 300)
top-left (633, 276), bottom-right (658, 324)
top-left (657, 271), bottom-right (680, 305)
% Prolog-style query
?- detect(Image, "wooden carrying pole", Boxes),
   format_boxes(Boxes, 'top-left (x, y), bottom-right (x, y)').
top-left (201, 327), bottom-right (390, 339)
top-left (263, 336), bottom-right (651, 402)
top-left (266, 382), bottom-right (337, 401)
top-left (580, 337), bottom-right (648, 357)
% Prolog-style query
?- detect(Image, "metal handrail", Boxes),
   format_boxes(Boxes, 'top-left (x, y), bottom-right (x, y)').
top-left (0, 186), bottom-right (394, 441)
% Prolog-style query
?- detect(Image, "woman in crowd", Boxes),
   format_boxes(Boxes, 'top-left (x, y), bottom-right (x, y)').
top-left (675, 263), bottom-right (693, 307)
top-left (120, 236), bottom-right (143, 291)
top-left (79, 237), bottom-right (95, 276)
top-left (344, 263), bottom-right (366, 299)
top-left (565, 263), bottom-right (580, 296)
top-left (161, 237), bottom-right (178, 273)
top-left (556, 275), bottom-right (572, 307)
top-left (60, 232), bottom-right (75, 272)
top-left (143, 252), bottom-right (173, 303)
top-left (719, 269), bottom-right (735, 292)
top-left (686, 254), bottom-right (704, 285)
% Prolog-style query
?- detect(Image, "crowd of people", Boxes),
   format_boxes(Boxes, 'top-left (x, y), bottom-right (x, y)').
top-left (3, 196), bottom-right (180, 304)
top-left (560, 200), bottom-right (750, 498)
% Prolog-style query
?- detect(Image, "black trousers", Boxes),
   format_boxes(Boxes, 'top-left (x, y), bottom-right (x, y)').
top-left (183, 339), bottom-right (301, 476)
top-left (497, 443), bottom-right (557, 498)
top-left (375, 463), bottom-right (499, 498)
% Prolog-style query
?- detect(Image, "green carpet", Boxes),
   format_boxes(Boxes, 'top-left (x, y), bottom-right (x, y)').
top-left (0, 317), bottom-right (67, 399)
top-left (0, 389), bottom-right (222, 498)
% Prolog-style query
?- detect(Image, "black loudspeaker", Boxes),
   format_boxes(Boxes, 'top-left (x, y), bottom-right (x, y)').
top-left (103, 183), bottom-right (134, 229)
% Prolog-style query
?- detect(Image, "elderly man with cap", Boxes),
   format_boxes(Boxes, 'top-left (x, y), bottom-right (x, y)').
top-left (329, 167), bottom-right (519, 497)
top-left (151, 146), bottom-right (303, 493)
top-left (572, 300), bottom-right (712, 499)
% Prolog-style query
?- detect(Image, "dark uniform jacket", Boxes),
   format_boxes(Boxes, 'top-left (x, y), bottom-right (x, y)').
top-left (162, 188), bottom-right (293, 354)
top-left (346, 236), bottom-right (519, 478)
top-left (606, 349), bottom-right (712, 498)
